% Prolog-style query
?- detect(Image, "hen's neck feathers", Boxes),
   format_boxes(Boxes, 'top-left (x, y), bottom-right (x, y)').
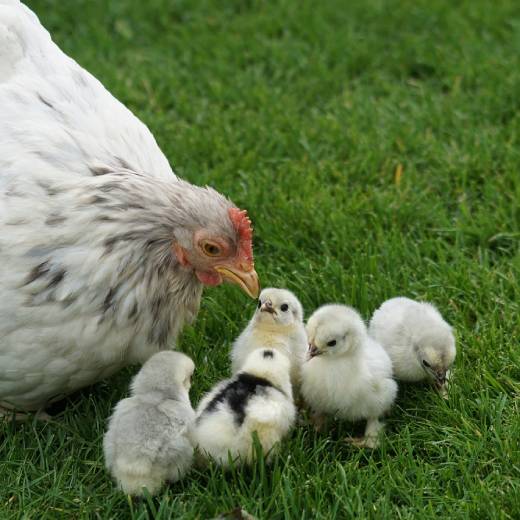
top-left (83, 171), bottom-right (224, 344)
top-left (23, 169), bottom-right (233, 350)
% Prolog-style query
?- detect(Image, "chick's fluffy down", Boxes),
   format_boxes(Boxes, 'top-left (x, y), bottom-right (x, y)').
top-left (231, 288), bottom-right (308, 389)
top-left (369, 297), bottom-right (456, 383)
top-left (301, 304), bottom-right (397, 422)
top-left (104, 397), bottom-right (194, 495)
top-left (193, 349), bottom-right (295, 466)
top-left (301, 339), bottom-right (397, 421)
top-left (103, 351), bottom-right (195, 496)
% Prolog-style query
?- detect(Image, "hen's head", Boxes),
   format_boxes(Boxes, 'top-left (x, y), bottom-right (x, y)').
top-left (171, 186), bottom-right (259, 298)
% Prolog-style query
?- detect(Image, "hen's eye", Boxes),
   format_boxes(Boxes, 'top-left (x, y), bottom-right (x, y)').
top-left (422, 360), bottom-right (431, 368)
top-left (327, 340), bottom-right (337, 347)
top-left (280, 304), bottom-right (289, 312)
top-left (202, 242), bottom-right (221, 257)
top-left (257, 299), bottom-right (262, 308)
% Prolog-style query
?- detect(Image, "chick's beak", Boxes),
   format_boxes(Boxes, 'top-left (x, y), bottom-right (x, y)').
top-left (434, 370), bottom-right (447, 388)
top-left (260, 300), bottom-right (276, 314)
top-left (308, 344), bottom-right (321, 358)
top-left (214, 264), bottom-right (259, 298)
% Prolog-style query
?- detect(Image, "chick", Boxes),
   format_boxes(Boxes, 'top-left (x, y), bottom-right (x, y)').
top-left (368, 297), bottom-right (456, 394)
top-left (230, 288), bottom-right (307, 390)
top-left (103, 351), bottom-right (195, 496)
top-left (193, 348), bottom-right (295, 466)
top-left (301, 305), bottom-right (397, 448)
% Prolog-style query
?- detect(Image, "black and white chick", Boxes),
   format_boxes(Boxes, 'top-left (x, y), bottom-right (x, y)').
top-left (192, 348), bottom-right (295, 466)
top-left (103, 351), bottom-right (195, 496)
top-left (301, 305), bottom-right (397, 448)
top-left (230, 288), bottom-right (308, 390)
top-left (368, 297), bottom-right (456, 395)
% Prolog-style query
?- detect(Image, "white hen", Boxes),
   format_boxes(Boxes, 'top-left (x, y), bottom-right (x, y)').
top-left (301, 304), bottom-right (397, 448)
top-left (0, 1), bottom-right (258, 414)
top-left (368, 297), bottom-right (456, 392)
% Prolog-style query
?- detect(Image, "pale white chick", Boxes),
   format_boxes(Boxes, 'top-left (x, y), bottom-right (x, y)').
top-left (192, 348), bottom-right (295, 466)
top-left (301, 305), bottom-right (397, 449)
top-left (103, 351), bottom-right (195, 496)
top-left (368, 297), bottom-right (456, 395)
top-left (230, 288), bottom-right (307, 390)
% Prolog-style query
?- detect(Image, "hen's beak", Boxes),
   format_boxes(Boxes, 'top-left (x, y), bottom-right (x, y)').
top-left (215, 265), bottom-right (259, 298)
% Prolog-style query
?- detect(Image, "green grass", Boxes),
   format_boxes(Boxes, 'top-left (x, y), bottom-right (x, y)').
top-left (2, 0), bottom-right (519, 518)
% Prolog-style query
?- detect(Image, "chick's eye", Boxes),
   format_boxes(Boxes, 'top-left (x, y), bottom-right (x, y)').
top-left (280, 304), bottom-right (289, 312)
top-left (202, 241), bottom-right (222, 257)
top-left (327, 340), bottom-right (337, 347)
top-left (257, 299), bottom-right (262, 308)
top-left (422, 360), bottom-right (431, 368)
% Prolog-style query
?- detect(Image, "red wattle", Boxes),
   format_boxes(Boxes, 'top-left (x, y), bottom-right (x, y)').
top-left (196, 270), bottom-right (222, 286)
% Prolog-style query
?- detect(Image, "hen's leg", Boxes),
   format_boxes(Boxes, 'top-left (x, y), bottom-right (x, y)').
top-left (1, 405), bottom-right (51, 422)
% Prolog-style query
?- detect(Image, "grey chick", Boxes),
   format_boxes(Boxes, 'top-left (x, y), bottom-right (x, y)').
top-left (368, 297), bottom-right (456, 393)
top-left (193, 348), bottom-right (295, 466)
top-left (103, 351), bottom-right (195, 496)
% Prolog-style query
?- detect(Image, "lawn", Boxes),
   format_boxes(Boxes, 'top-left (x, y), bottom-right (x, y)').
top-left (1, 0), bottom-right (519, 518)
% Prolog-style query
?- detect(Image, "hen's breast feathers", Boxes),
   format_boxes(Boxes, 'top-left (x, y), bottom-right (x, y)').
top-left (1, 173), bottom-right (203, 358)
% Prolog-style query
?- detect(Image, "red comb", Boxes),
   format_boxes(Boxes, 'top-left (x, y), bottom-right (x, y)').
top-left (229, 207), bottom-right (254, 263)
